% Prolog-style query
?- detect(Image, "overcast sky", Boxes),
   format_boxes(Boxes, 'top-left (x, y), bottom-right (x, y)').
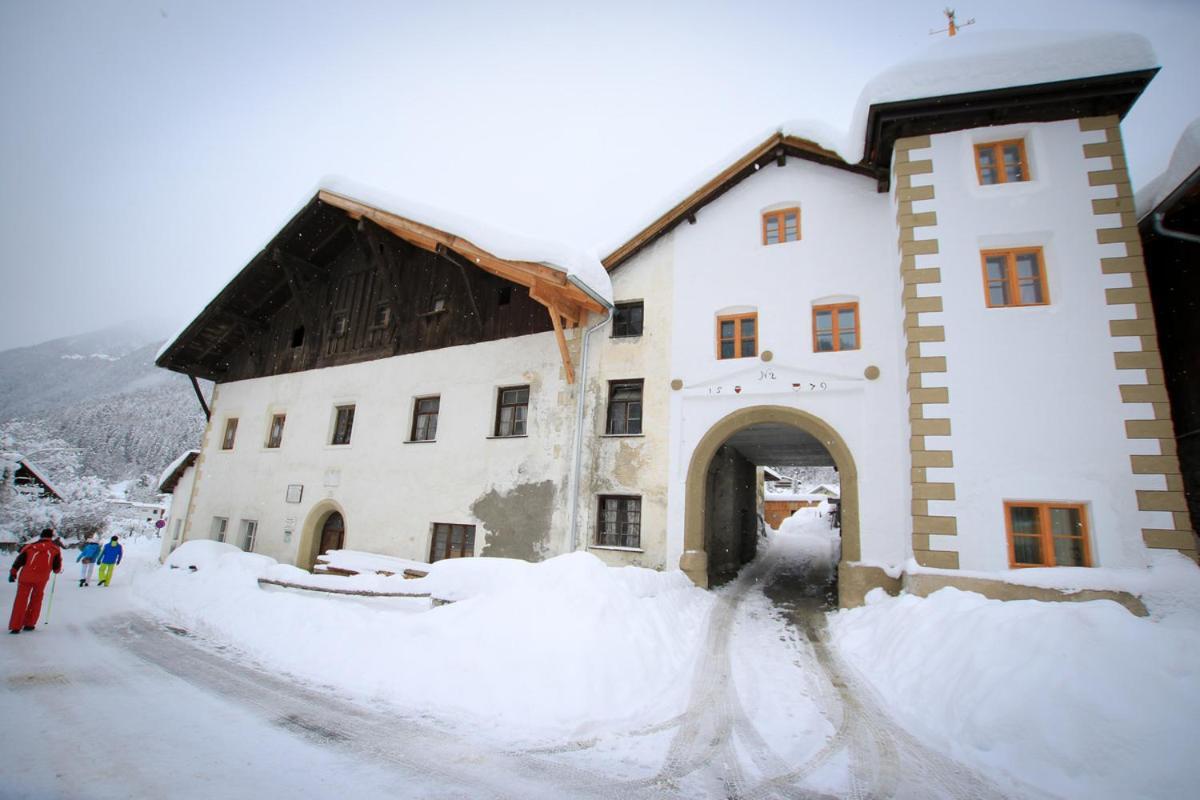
top-left (1, 0), bottom-right (1197, 352)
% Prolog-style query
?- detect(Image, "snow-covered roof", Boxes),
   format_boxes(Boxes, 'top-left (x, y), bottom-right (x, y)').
top-left (6, 454), bottom-right (62, 500)
top-left (763, 492), bottom-right (826, 503)
top-left (601, 29), bottom-right (1157, 269)
top-left (157, 450), bottom-right (199, 495)
top-left (1136, 118), bottom-right (1200, 220)
top-left (807, 483), bottom-right (840, 497)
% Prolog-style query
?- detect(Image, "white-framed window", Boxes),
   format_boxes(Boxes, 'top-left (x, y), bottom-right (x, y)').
top-left (239, 519), bottom-right (258, 553)
top-left (211, 517), bottom-right (228, 543)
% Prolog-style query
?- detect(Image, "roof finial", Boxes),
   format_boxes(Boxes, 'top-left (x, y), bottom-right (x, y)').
top-left (930, 7), bottom-right (975, 37)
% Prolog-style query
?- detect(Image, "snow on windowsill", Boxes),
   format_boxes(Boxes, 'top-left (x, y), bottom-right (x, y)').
top-left (588, 545), bottom-right (645, 554)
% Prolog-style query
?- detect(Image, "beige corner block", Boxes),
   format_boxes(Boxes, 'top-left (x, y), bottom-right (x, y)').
top-left (1106, 286), bottom-right (1152, 305)
top-left (915, 549), bottom-right (960, 569)
top-left (894, 174), bottom-right (912, 191)
top-left (911, 467), bottom-right (927, 483)
top-left (913, 482), bottom-right (956, 501)
top-left (905, 342), bottom-right (922, 361)
top-left (895, 159), bottom-right (934, 177)
top-left (895, 134), bottom-right (933, 152)
top-left (1124, 236), bottom-right (1143, 254)
top-left (911, 417), bottom-right (952, 436)
top-left (909, 356), bottom-right (948, 374)
top-left (912, 450), bottom-right (954, 468)
top-left (1120, 384), bottom-right (1170, 404)
top-left (1097, 227), bottom-right (1140, 245)
top-left (1087, 169), bottom-right (1125, 187)
top-left (907, 296), bottom-right (944, 313)
top-left (1145, 369), bottom-right (1165, 385)
top-left (1143, 529), bottom-right (1198, 550)
top-left (1100, 256), bottom-right (1146, 275)
top-left (913, 515), bottom-right (958, 535)
top-left (1131, 454), bottom-right (1182, 475)
top-left (1083, 141), bottom-right (1125, 159)
top-left (1114, 351), bottom-right (1160, 370)
top-left (1166, 475), bottom-right (1185, 493)
top-left (906, 373), bottom-right (925, 391)
top-left (903, 267), bottom-right (942, 285)
top-left (912, 499), bottom-right (929, 516)
top-left (1126, 420), bottom-right (1175, 439)
top-left (909, 387), bottom-right (949, 404)
top-left (902, 239), bottom-right (940, 257)
top-left (1110, 318), bottom-right (1157, 337)
top-left (898, 184), bottom-right (936, 202)
top-left (1174, 512), bottom-right (1194, 531)
top-left (1137, 490), bottom-right (1189, 513)
top-left (910, 435), bottom-right (927, 453)
top-left (908, 326), bottom-right (946, 343)
top-left (1079, 115), bottom-right (1121, 131)
top-left (911, 533), bottom-right (930, 551)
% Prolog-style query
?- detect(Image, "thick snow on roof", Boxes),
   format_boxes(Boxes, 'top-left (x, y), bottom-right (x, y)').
top-left (156, 449), bottom-right (199, 494)
top-left (843, 29), bottom-right (1157, 163)
top-left (1136, 117), bottom-right (1200, 220)
top-left (158, 178), bottom-right (613, 362)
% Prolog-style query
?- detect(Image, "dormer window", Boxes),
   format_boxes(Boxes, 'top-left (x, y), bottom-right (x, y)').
top-left (762, 208), bottom-right (800, 245)
top-left (975, 140), bottom-right (1029, 185)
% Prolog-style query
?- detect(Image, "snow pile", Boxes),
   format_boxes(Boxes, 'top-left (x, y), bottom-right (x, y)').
top-left (136, 547), bottom-right (712, 740)
top-left (844, 30), bottom-right (1157, 163)
top-left (774, 504), bottom-right (840, 565)
top-left (830, 564), bottom-right (1200, 800)
top-left (1136, 116), bottom-right (1200, 218)
top-left (315, 548), bottom-right (431, 576)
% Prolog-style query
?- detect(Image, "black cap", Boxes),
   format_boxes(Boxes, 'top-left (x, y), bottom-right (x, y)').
top-left (39, 529), bottom-right (53, 538)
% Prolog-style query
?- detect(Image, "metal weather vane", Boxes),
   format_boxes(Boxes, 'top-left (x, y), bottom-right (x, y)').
top-left (930, 7), bottom-right (975, 37)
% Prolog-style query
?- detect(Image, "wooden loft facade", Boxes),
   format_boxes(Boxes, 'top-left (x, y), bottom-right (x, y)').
top-left (157, 192), bottom-right (607, 385)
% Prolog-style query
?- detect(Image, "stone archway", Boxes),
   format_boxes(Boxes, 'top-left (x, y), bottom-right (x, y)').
top-left (296, 500), bottom-right (348, 571)
top-left (682, 405), bottom-right (859, 588)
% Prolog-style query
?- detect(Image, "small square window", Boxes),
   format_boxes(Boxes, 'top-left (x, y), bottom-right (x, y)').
top-left (975, 140), bottom-right (1029, 185)
top-left (606, 380), bottom-right (643, 435)
top-left (331, 405), bottom-right (355, 445)
top-left (596, 495), bottom-right (641, 548)
top-left (981, 248), bottom-right (1049, 308)
top-left (613, 301), bottom-right (644, 337)
top-left (332, 313), bottom-right (350, 337)
top-left (372, 304), bottom-right (390, 328)
top-left (1006, 502), bottom-right (1091, 567)
top-left (429, 523), bottom-right (475, 562)
top-left (494, 386), bottom-right (529, 437)
top-left (411, 396), bottom-right (440, 442)
top-left (221, 418), bottom-right (238, 450)
top-left (716, 313), bottom-right (757, 359)
top-left (266, 414), bottom-right (286, 449)
top-left (812, 303), bottom-right (860, 352)
top-left (762, 208), bottom-right (801, 245)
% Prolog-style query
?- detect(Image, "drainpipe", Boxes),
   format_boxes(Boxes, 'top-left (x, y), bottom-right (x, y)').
top-left (1152, 212), bottom-right (1200, 246)
top-left (567, 307), bottom-right (613, 552)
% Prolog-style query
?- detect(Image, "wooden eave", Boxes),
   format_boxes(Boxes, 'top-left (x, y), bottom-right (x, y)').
top-left (602, 133), bottom-right (878, 271)
top-left (157, 451), bottom-right (199, 495)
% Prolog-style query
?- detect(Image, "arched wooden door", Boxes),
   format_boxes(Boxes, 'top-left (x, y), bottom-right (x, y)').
top-left (318, 512), bottom-right (345, 556)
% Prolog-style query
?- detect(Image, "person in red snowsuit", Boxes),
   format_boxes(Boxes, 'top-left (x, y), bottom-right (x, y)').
top-left (8, 529), bottom-right (62, 634)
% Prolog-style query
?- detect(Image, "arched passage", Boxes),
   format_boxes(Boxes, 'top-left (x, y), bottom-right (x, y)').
top-left (296, 500), bottom-right (348, 571)
top-left (682, 405), bottom-right (859, 588)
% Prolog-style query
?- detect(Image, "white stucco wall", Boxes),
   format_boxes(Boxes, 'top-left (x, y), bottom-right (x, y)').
top-left (159, 464), bottom-right (196, 562)
top-left (906, 120), bottom-right (1168, 570)
top-left (655, 158), bottom-right (910, 571)
top-left (183, 331), bottom-right (580, 566)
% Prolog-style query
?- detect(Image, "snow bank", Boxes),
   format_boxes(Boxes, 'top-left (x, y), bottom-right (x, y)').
top-left (1136, 116), bottom-right (1200, 218)
top-left (774, 505), bottom-right (840, 565)
top-left (135, 549), bottom-right (712, 740)
top-left (315, 548), bottom-right (431, 577)
top-left (830, 579), bottom-right (1200, 800)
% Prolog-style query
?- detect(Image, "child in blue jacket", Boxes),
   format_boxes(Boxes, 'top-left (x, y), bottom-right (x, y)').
top-left (76, 537), bottom-right (101, 587)
top-left (97, 536), bottom-right (123, 587)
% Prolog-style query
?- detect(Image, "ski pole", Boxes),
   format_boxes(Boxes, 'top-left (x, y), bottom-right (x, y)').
top-left (43, 573), bottom-right (57, 626)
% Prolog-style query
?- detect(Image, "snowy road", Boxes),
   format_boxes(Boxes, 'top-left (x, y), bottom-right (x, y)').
top-left (2, 529), bottom-right (1037, 799)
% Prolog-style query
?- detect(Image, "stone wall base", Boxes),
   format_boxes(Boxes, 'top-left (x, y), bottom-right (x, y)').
top-left (837, 561), bottom-right (1148, 617)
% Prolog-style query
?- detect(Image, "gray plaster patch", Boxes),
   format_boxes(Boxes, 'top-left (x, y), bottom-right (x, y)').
top-left (473, 480), bottom-right (557, 562)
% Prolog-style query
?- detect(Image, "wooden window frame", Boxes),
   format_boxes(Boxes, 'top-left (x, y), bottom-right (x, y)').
top-left (974, 139), bottom-right (1030, 185)
top-left (980, 248), bottom-right (1050, 308)
top-left (762, 207), bottom-right (801, 245)
top-left (221, 418), bottom-right (238, 450)
top-left (812, 302), bottom-right (860, 352)
top-left (1005, 501), bottom-right (1092, 568)
top-left (265, 414), bottom-right (286, 449)
top-left (596, 495), bottom-right (642, 549)
top-left (494, 385), bottom-right (530, 437)
top-left (612, 301), bottom-right (644, 338)
top-left (370, 303), bottom-right (390, 329)
top-left (716, 312), bottom-right (758, 360)
top-left (605, 379), bottom-right (644, 436)
top-left (331, 405), bottom-right (355, 446)
top-left (410, 395), bottom-right (440, 442)
top-left (429, 522), bottom-right (476, 562)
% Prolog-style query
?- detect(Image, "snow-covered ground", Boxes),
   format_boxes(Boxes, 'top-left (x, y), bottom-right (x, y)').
top-left (4, 512), bottom-right (1199, 798)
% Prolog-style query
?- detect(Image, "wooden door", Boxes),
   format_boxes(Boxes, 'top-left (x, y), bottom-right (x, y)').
top-left (319, 512), bottom-right (345, 556)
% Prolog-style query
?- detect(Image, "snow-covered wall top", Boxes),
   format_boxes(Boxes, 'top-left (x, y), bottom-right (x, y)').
top-left (1136, 117), bottom-right (1200, 219)
top-left (156, 449), bottom-right (199, 494)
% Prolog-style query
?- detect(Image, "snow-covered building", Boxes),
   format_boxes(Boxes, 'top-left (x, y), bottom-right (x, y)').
top-left (157, 31), bottom-right (1196, 606)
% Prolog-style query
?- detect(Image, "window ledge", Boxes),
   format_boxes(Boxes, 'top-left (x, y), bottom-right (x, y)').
top-left (600, 433), bottom-right (645, 439)
top-left (611, 334), bottom-right (643, 341)
top-left (404, 439), bottom-right (437, 444)
top-left (589, 545), bottom-right (644, 554)
top-left (325, 444), bottom-right (353, 450)
top-left (486, 434), bottom-right (529, 440)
